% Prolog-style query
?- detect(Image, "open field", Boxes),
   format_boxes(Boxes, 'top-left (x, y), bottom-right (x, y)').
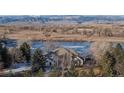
top-left (6, 33), bottom-right (124, 42)
top-left (0, 23), bottom-right (124, 42)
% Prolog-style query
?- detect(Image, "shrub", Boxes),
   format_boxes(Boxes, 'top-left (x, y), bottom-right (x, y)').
top-left (9, 48), bottom-right (24, 63)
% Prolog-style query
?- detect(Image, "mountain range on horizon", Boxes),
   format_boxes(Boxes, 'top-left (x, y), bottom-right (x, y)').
top-left (0, 15), bottom-right (124, 24)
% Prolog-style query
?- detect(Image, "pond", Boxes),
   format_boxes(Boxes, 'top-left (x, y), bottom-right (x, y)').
top-left (3, 39), bottom-right (91, 56)
top-left (3, 39), bottom-right (124, 56)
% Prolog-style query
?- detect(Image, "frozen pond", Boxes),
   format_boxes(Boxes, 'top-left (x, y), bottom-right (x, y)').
top-left (3, 39), bottom-right (124, 56)
top-left (3, 39), bottom-right (92, 55)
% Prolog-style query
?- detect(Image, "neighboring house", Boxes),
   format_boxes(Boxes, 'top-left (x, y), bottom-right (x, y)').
top-left (50, 48), bottom-right (84, 70)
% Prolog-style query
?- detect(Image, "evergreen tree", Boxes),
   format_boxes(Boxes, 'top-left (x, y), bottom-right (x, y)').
top-left (20, 42), bottom-right (31, 62)
top-left (0, 43), bottom-right (12, 68)
top-left (100, 51), bottom-right (116, 76)
top-left (112, 43), bottom-right (124, 76)
top-left (114, 43), bottom-right (124, 63)
top-left (32, 48), bottom-right (45, 72)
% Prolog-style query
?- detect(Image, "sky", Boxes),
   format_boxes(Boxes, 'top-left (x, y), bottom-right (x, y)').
top-left (0, 0), bottom-right (124, 15)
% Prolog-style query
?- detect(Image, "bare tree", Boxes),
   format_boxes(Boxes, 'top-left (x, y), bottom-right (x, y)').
top-left (90, 41), bottom-right (113, 63)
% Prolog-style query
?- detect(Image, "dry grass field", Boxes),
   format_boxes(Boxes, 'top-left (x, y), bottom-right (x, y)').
top-left (0, 23), bottom-right (124, 42)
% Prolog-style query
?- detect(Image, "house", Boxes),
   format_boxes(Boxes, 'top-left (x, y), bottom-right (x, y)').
top-left (50, 48), bottom-right (84, 70)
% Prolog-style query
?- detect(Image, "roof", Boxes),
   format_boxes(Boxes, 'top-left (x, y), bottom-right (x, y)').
top-left (53, 48), bottom-right (78, 56)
